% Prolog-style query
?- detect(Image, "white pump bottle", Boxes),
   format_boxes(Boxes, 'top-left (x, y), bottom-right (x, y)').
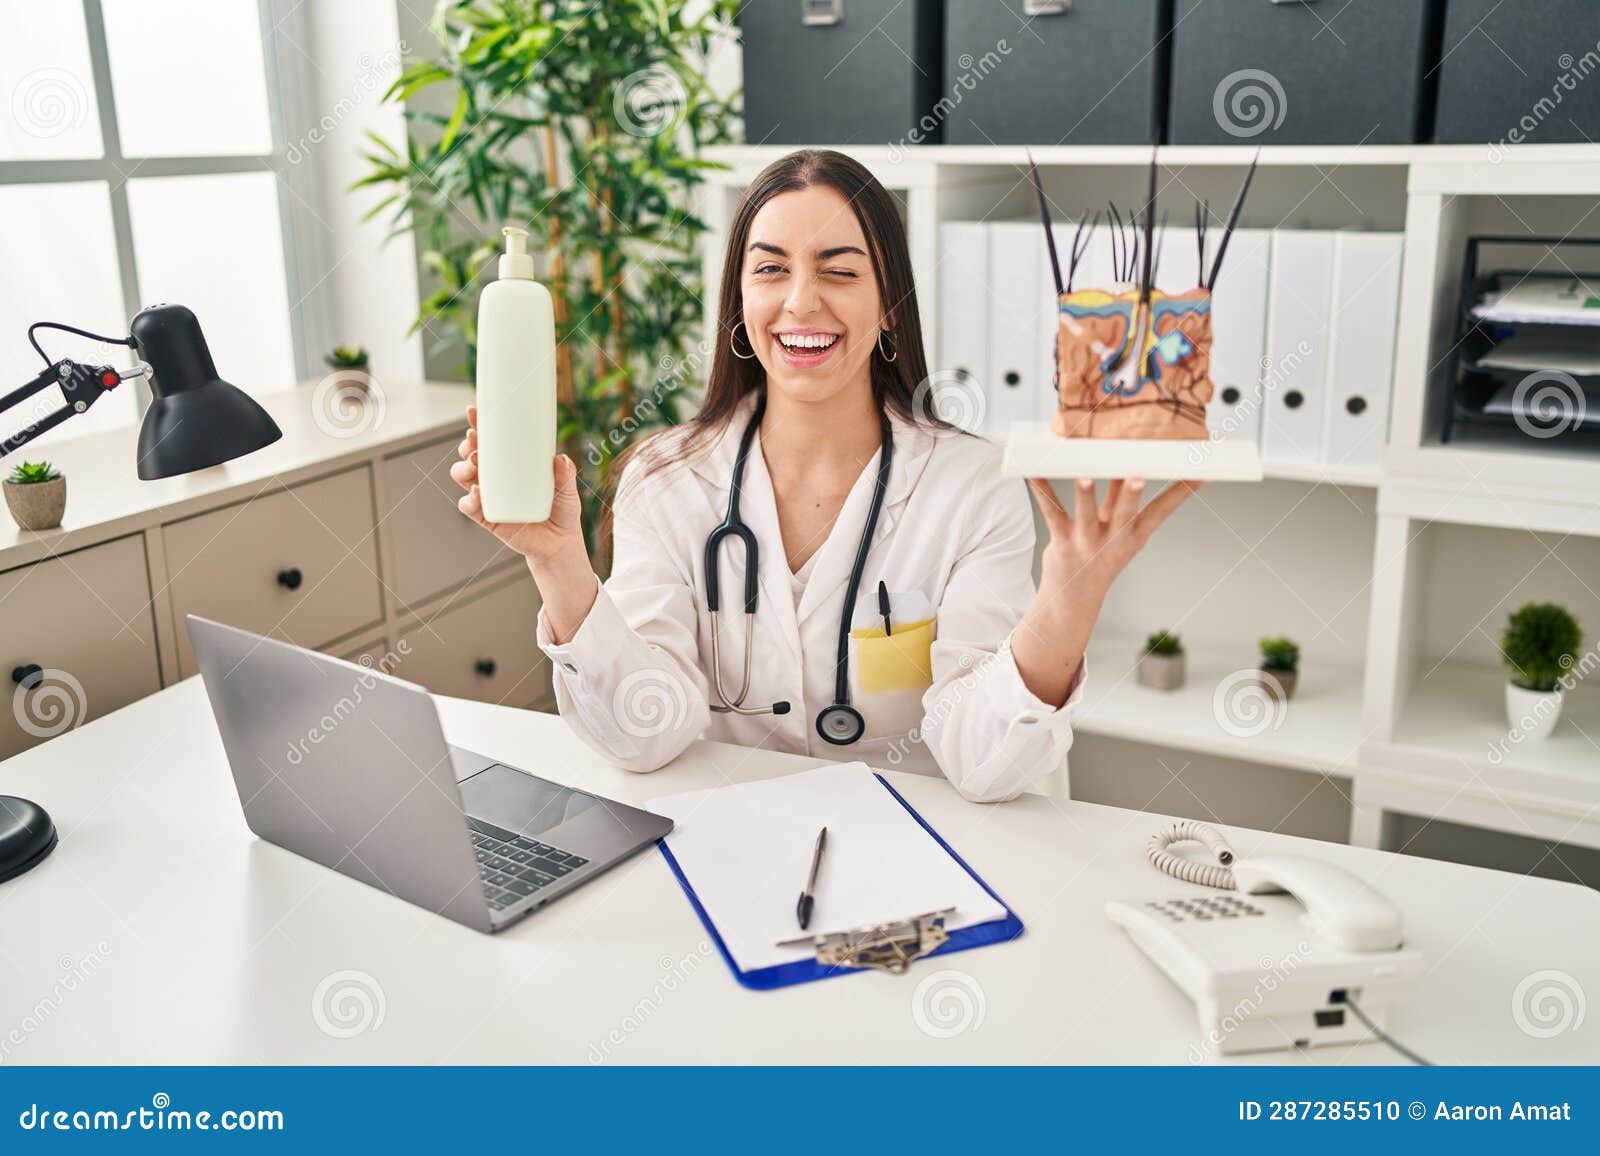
top-left (475, 225), bottom-right (557, 523)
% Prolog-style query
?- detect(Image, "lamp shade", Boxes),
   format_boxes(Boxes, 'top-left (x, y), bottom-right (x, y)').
top-left (131, 304), bottom-right (282, 480)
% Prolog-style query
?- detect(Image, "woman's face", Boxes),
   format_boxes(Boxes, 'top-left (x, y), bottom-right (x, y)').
top-left (739, 184), bottom-right (887, 406)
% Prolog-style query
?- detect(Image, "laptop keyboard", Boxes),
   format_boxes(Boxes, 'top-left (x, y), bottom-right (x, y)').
top-left (467, 817), bottom-right (590, 912)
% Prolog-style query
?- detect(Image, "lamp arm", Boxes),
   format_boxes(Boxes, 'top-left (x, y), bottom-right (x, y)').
top-left (1, 359), bottom-right (138, 461)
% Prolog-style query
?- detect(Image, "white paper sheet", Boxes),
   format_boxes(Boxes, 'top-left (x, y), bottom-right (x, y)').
top-left (648, 763), bottom-right (1006, 974)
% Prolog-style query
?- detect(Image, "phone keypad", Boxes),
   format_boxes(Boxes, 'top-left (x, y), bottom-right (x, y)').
top-left (1147, 895), bottom-right (1265, 922)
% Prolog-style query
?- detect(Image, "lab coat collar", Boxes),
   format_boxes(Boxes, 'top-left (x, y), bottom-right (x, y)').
top-left (687, 390), bottom-right (938, 631)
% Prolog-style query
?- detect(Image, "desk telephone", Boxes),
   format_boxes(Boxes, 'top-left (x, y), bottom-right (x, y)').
top-left (1106, 821), bottom-right (1426, 1060)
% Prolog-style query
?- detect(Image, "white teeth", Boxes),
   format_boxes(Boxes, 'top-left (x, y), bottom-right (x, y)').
top-left (778, 333), bottom-right (839, 351)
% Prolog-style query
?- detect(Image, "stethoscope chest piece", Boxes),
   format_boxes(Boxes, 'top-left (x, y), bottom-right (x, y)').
top-left (816, 703), bottom-right (866, 746)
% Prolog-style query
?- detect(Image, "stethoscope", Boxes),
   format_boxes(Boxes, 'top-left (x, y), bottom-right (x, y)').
top-left (704, 389), bottom-right (894, 746)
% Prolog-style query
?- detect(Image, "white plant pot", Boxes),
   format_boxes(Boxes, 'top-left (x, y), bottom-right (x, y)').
top-left (1505, 682), bottom-right (1564, 741)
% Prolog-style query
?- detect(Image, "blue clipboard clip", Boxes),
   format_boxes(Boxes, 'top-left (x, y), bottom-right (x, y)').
top-left (656, 773), bottom-right (1025, 990)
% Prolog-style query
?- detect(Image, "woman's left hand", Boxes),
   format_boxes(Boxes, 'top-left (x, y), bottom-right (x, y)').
top-left (1010, 477), bottom-right (1204, 708)
top-left (1028, 476), bottom-right (1202, 613)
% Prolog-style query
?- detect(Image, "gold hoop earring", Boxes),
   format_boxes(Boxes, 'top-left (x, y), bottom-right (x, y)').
top-left (729, 321), bottom-right (758, 361)
top-left (877, 329), bottom-right (898, 363)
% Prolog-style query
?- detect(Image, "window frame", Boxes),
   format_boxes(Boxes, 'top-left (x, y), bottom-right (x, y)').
top-left (0, 0), bottom-right (326, 426)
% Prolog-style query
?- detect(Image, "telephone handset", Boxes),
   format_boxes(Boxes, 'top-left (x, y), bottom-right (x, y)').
top-left (1105, 820), bottom-right (1426, 1060)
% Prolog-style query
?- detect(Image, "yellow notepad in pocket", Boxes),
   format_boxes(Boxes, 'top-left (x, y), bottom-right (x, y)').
top-left (849, 590), bottom-right (936, 695)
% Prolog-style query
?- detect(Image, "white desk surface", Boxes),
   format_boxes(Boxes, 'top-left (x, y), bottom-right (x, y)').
top-left (2, 678), bottom-right (1596, 1065)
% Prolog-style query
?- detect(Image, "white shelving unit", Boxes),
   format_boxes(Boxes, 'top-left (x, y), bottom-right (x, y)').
top-left (699, 143), bottom-right (1600, 857)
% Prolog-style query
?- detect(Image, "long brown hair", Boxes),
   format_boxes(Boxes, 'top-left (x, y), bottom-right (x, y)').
top-left (612, 148), bottom-right (956, 506)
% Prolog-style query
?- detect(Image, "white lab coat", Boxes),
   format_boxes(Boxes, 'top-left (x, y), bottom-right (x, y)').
top-left (534, 391), bottom-right (1086, 802)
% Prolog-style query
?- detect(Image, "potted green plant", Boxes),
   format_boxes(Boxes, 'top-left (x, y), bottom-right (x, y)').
top-left (1137, 630), bottom-right (1186, 691)
top-left (324, 345), bottom-right (371, 391)
top-left (357, 0), bottom-right (740, 570)
top-left (1501, 602), bottom-right (1582, 739)
top-left (4, 460), bottom-right (66, 531)
top-left (1257, 636), bottom-right (1299, 703)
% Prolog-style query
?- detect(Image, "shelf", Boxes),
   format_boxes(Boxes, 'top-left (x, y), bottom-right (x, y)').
top-left (703, 143), bottom-right (1600, 173)
top-left (1260, 460), bottom-right (1382, 488)
top-left (1074, 633), bottom-right (1365, 777)
top-left (1371, 663), bottom-right (1600, 817)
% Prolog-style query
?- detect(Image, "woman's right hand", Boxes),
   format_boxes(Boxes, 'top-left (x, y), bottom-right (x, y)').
top-left (451, 405), bottom-right (586, 567)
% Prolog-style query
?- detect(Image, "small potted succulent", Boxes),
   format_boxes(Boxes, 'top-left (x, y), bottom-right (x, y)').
top-left (1257, 636), bottom-right (1299, 703)
top-left (324, 344), bottom-right (371, 391)
top-left (1137, 630), bottom-right (1186, 691)
top-left (4, 460), bottom-right (66, 531)
top-left (1501, 602), bottom-right (1582, 739)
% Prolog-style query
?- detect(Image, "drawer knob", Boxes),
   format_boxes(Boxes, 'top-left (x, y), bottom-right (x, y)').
top-left (11, 664), bottom-right (43, 689)
top-left (474, 658), bottom-right (497, 678)
top-left (276, 567), bottom-right (304, 591)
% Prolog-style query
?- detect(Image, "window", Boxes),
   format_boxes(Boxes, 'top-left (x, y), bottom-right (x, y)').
top-left (0, 0), bottom-right (305, 452)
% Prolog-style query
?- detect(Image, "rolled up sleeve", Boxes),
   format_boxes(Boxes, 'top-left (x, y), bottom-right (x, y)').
top-left (918, 473), bottom-right (1085, 803)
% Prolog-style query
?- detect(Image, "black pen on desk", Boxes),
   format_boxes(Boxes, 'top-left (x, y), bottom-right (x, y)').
top-left (877, 580), bottom-right (892, 637)
top-left (796, 826), bottom-right (827, 930)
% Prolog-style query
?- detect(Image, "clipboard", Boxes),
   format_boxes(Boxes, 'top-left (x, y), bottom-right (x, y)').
top-left (655, 771), bottom-right (1024, 991)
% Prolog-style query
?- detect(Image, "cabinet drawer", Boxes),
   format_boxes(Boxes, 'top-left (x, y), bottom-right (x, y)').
top-left (163, 467), bottom-right (382, 676)
top-left (395, 573), bottom-right (551, 710)
top-left (1, 534), bottom-right (162, 760)
top-left (381, 434), bottom-right (512, 609)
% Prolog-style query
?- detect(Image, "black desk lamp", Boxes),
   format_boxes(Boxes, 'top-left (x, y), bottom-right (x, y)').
top-left (1, 303), bottom-right (283, 882)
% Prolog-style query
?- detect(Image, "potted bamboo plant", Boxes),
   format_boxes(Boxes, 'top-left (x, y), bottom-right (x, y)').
top-left (1258, 636), bottom-right (1299, 703)
top-left (1501, 602), bottom-right (1582, 739)
top-left (1137, 630), bottom-right (1186, 691)
top-left (4, 460), bottom-right (66, 531)
top-left (357, 0), bottom-right (741, 569)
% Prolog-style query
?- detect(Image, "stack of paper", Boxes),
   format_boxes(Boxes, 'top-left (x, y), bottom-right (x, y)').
top-left (1472, 278), bottom-right (1600, 327)
top-left (648, 763), bottom-right (1005, 974)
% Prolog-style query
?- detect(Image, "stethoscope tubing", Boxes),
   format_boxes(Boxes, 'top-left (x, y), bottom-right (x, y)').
top-left (703, 389), bottom-right (894, 743)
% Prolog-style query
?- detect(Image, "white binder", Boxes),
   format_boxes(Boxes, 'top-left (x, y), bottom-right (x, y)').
top-left (1263, 230), bottom-right (1337, 468)
top-left (988, 222), bottom-right (1047, 436)
top-left (936, 222), bottom-right (990, 434)
top-left (1159, 226), bottom-right (1271, 446)
top-left (1323, 232), bottom-right (1403, 474)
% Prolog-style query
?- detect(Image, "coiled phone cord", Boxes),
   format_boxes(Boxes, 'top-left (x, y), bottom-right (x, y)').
top-left (1146, 820), bottom-right (1237, 890)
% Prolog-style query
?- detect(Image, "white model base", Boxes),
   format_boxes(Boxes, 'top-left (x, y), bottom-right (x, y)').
top-left (1001, 424), bottom-right (1264, 481)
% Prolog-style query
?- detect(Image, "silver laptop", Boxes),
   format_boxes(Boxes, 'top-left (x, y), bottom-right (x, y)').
top-left (187, 615), bottom-right (672, 933)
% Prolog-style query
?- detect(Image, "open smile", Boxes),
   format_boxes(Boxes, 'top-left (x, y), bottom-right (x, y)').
top-left (772, 329), bottom-right (842, 368)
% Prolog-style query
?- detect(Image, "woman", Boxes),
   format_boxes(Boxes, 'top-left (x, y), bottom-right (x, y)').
top-left (452, 149), bottom-right (1199, 802)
